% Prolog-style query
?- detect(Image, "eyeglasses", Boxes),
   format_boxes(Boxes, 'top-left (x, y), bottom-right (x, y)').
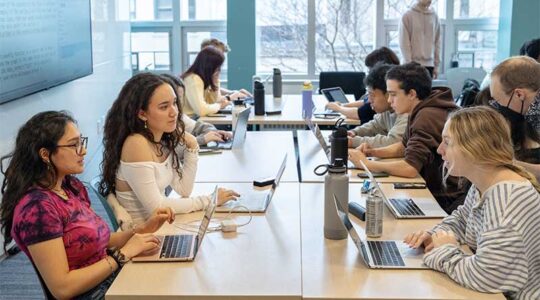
top-left (57, 136), bottom-right (88, 155)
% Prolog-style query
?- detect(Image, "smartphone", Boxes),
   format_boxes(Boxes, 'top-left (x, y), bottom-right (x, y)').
top-left (393, 182), bottom-right (426, 189)
top-left (357, 171), bottom-right (389, 178)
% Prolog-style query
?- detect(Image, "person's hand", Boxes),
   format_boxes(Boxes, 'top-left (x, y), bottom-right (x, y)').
top-left (228, 91), bottom-right (245, 101)
top-left (356, 142), bottom-right (373, 156)
top-left (404, 230), bottom-right (433, 252)
top-left (136, 207), bottom-right (175, 234)
top-left (347, 131), bottom-right (356, 137)
top-left (219, 99), bottom-right (231, 109)
top-left (184, 132), bottom-right (198, 150)
top-left (238, 89), bottom-right (253, 97)
top-left (348, 148), bottom-right (367, 168)
top-left (431, 230), bottom-right (458, 249)
top-left (325, 102), bottom-right (341, 111)
top-left (216, 188), bottom-right (240, 205)
top-left (217, 130), bottom-right (232, 141)
top-left (204, 131), bottom-right (225, 144)
top-left (433, 68), bottom-right (439, 79)
top-left (120, 233), bottom-right (161, 259)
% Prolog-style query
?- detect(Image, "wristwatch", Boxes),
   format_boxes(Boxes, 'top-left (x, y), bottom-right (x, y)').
top-left (107, 248), bottom-right (130, 267)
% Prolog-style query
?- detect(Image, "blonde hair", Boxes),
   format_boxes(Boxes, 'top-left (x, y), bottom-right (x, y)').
top-left (445, 106), bottom-right (540, 192)
top-left (200, 38), bottom-right (230, 53)
top-left (491, 56), bottom-right (540, 94)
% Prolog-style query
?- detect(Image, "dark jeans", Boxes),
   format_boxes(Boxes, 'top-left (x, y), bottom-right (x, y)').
top-left (74, 269), bottom-right (120, 300)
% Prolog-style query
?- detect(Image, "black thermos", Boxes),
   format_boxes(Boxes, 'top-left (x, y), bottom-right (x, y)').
top-left (254, 80), bottom-right (265, 116)
top-left (329, 127), bottom-right (348, 166)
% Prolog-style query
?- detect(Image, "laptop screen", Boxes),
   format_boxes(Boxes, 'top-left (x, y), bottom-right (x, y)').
top-left (231, 106), bottom-right (251, 148)
top-left (197, 186), bottom-right (218, 247)
top-left (322, 87), bottom-right (349, 104)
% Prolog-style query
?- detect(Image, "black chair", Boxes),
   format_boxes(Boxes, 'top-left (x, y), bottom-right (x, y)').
top-left (31, 262), bottom-right (55, 299)
top-left (318, 71), bottom-right (366, 100)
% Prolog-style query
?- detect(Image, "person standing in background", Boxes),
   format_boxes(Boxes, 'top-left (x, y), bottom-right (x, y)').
top-left (399, 0), bottom-right (441, 78)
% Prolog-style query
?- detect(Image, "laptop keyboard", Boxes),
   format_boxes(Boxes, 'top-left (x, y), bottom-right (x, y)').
top-left (160, 235), bottom-right (193, 259)
top-left (366, 241), bottom-right (405, 267)
top-left (389, 198), bottom-right (425, 216)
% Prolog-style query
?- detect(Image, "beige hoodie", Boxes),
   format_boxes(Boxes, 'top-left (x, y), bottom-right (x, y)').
top-left (398, 3), bottom-right (441, 69)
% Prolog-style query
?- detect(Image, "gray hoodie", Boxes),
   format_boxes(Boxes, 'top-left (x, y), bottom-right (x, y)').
top-left (398, 3), bottom-right (441, 69)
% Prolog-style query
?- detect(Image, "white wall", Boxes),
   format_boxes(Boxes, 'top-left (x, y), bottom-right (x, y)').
top-left (0, 0), bottom-right (131, 255)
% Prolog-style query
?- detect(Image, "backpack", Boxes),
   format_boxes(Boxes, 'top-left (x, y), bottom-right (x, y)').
top-left (456, 78), bottom-right (480, 107)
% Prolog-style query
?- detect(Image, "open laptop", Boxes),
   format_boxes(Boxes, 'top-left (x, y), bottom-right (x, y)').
top-left (315, 87), bottom-right (349, 116)
top-left (203, 106), bottom-right (251, 150)
top-left (218, 97), bottom-right (254, 114)
top-left (133, 186), bottom-right (218, 262)
top-left (304, 117), bottom-right (358, 169)
top-left (334, 195), bottom-right (428, 269)
top-left (217, 153), bottom-right (287, 213)
top-left (358, 161), bottom-right (447, 219)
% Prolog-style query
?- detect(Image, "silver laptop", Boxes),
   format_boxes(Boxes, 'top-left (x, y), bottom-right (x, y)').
top-left (304, 117), bottom-right (358, 169)
top-left (203, 106), bottom-right (251, 150)
top-left (217, 153), bottom-right (287, 213)
top-left (359, 161), bottom-right (447, 219)
top-left (315, 87), bottom-right (348, 116)
top-left (132, 186), bottom-right (218, 262)
top-left (334, 195), bottom-right (428, 269)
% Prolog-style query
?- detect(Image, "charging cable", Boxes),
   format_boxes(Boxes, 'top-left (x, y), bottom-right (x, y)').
top-left (174, 204), bottom-right (253, 233)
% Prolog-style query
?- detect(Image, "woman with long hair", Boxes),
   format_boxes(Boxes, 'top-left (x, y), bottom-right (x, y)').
top-left (181, 46), bottom-right (245, 117)
top-left (404, 106), bottom-right (540, 299)
top-left (100, 73), bottom-right (238, 227)
top-left (0, 111), bottom-right (174, 299)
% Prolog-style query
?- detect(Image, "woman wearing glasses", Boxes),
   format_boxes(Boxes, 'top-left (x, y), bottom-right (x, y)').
top-left (100, 73), bottom-right (238, 228)
top-left (0, 111), bottom-right (175, 299)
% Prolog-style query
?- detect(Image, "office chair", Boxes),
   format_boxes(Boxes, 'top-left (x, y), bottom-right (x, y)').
top-left (31, 262), bottom-right (55, 299)
top-left (85, 177), bottom-right (120, 231)
top-left (445, 67), bottom-right (486, 99)
top-left (318, 71), bottom-right (366, 100)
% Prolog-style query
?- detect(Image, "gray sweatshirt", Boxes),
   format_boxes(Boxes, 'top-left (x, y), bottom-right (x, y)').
top-left (182, 114), bottom-right (217, 145)
top-left (398, 3), bottom-right (441, 69)
top-left (350, 111), bottom-right (408, 148)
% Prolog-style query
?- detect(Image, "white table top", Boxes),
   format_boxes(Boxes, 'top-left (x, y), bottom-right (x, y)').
top-left (196, 131), bottom-right (298, 183)
top-left (199, 94), bottom-right (360, 126)
top-left (300, 183), bottom-right (504, 300)
top-left (106, 182), bottom-right (302, 300)
top-left (297, 130), bottom-right (426, 183)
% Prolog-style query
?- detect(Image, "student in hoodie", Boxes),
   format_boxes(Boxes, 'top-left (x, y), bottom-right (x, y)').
top-left (349, 62), bottom-right (467, 213)
top-left (399, 0), bottom-right (441, 78)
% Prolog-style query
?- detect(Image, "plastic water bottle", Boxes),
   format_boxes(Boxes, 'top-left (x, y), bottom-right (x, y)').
top-left (365, 189), bottom-right (383, 238)
top-left (253, 80), bottom-right (265, 116)
top-left (302, 81), bottom-right (314, 119)
top-left (231, 99), bottom-right (245, 131)
top-left (323, 158), bottom-right (349, 240)
top-left (273, 68), bottom-right (282, 98)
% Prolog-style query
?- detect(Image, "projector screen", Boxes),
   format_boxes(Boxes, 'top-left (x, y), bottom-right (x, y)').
top-left (0, 0), bottom-right (93, 104)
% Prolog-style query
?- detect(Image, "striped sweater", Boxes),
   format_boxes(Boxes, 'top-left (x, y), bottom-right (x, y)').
top-left (424, 181), bottom-right (540, 300)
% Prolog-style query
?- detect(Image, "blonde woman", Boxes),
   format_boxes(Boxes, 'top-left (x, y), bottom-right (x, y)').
top-left (404, 106), bottom-right (540, 300)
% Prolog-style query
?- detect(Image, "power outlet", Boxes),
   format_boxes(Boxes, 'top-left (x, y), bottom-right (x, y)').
top-left (96, 115), bottom-right (105, 136)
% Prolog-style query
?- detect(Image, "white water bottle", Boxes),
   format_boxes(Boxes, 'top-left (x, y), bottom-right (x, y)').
top-left (365, 190), bottom-right (383, 238)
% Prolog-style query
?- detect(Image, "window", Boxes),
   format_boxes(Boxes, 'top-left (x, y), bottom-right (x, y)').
top-left (384, 0), bottom-right (445, 20)
top-left (130, 0), bottom-right (173, 21)
top-left (454, 0), bottom-right (499, 18)
top-left (131, 32), bottom-right (171, 72)
top-left (456, 30), bottom-right (497, 70)
top-left (179, 0), bottom-right (227, 21)
top-left (256, 0), bottom-right (308, 75)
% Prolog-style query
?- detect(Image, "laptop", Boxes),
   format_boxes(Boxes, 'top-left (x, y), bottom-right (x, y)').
top-left (358, 161), bottom-right (447, 219)
top-left (217, 153), bottom-right (287, 213)
top-left (132, 186), bottom-right (218, 262)
top-left (218, 97), bottom-right (254, 114)
top-left (304, 117), bottom-right (358, 169)
top-left (203, 106), bottom-right (251, 150)
top-left (334, 195), bottom-right (428, 269)
top-left (315, 87), bottom-right (349, 116)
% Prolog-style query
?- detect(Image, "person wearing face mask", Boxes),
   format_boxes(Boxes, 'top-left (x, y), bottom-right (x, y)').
top-left (490, 56), bottom-right (540, 180)
top-left (346, 63), bottom-right (408, 149)
top-left (404, 106), bottom-right (540, 300)
top-left (399, 0), bottom-right (441, 78)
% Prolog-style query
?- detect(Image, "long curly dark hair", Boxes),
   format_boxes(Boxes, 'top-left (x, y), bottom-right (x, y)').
top-left (99, 73), bottom-right (185, 196)
top-left (1, 111), bottom-right (79, 252)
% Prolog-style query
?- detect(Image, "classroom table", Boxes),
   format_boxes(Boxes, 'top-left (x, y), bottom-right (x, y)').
top-left (300, 183), bottom-right (504, 300)
top-left (106, 182), bottom-right (302, 300)
top-left (198, 94), bottom-right (360, 126)
top-left (296, 130), bottom-right (426, 183)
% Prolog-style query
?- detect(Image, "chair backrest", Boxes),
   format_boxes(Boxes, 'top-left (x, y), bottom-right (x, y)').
top-left (318, 71), bottom-right (366, 100)
top-left (86, 177), bottom-right (119, 231)
top-left (445, 68), bottom-right (486, 99)
top-left (31, 262), bottom-right (55, 299)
